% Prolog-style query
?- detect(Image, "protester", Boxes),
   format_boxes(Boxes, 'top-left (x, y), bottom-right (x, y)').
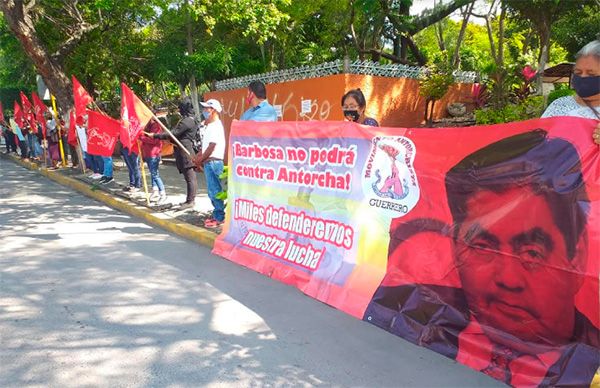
top-left (240, 80), bottom-right (278, 121)
top-left (26, 121), bottom-right (42, 160)
top-left (149, 97), bottom-right (197, 209)
top-left (542, 39), bottom-right (600, 145)
top-left (18, 122), bottom-right (30, 160)
top-left (99, 155), bottom-right (114, 184)
top-left (121, 143), bottom-right (142, 193)
top-left (46, 113), bottom-right (62, 169)
top-left (75, 114), bottom-right (102, 179)
top-left (141, 118), bottom-right (167, 204)
top-left (341, 88), bottom-right (379, 126)
top-left (2, 119), bottom-right (17, 154)
top-left (194, 99), bottom-right (225, 228)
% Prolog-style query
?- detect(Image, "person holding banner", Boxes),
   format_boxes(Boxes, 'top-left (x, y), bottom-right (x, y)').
top-left (542, 39), bottom-right (600, 144)
top-left (341, 89), bottom-right (379, 126)
top-left (194, 99), bottom-right (226, 228)
top-left (240, 80), bottom-right (277, 122)
top-left (148, 97), bottom-right (197, 209)
top-left (365, 130), bottom-right (598, 387)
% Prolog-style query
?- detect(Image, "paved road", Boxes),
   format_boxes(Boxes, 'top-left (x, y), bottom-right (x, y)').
top-left (0, 158), bottom-right (503, 387)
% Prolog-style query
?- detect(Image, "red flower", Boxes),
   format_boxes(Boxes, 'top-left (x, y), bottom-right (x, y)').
top-left (521, 65), bottom-right (537, 81)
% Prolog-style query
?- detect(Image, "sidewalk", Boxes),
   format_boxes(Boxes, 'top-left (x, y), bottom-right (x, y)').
top-left (0, 149), bottom-right (222, 246)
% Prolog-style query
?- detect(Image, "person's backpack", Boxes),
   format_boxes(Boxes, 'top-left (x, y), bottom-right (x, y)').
top-left (192, 118), bottom-right (204, 154)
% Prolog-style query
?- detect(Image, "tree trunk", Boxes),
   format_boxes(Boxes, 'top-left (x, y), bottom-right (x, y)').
top-left (537, 24), bottom-right (551, 93)
top-left (0, 1), bottom-right (73, 112)
top-left (451, 2), bottom-right (474, 69)
top-left (185, 0), bottom-right (201, 120)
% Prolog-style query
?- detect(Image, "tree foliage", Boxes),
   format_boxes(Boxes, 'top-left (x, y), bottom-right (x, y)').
top-left (0, 0), bottom-right (598, 115)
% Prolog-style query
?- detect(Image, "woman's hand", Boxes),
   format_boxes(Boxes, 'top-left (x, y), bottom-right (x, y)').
top-left (593, 122), bottom-right (600, 145)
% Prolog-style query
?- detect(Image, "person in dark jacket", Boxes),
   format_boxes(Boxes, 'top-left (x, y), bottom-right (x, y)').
top-left (148, 98), bottom-right (197, 209)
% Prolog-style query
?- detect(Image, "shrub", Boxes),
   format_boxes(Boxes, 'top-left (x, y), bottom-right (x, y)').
top-left (475, 96), bottom-right (545, 125)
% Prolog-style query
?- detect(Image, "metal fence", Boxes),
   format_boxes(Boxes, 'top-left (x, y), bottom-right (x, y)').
top-left (214, 60), bottom-right (477, 91)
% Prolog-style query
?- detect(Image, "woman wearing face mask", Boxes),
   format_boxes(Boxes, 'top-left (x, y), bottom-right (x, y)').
top-left (542, 39), bottom-right (600, 145)
top-left (341, 88), bottom-right (379, 127)
top-left (148, 97), bottom-right (198, 209)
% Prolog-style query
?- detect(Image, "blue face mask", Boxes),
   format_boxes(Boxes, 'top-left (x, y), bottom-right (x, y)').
top-left (202, 110), bottom-right (211, 120)
top-left (572, 74), bottom-right (600, 98)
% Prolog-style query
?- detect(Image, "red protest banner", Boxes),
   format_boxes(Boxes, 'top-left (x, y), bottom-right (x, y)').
top-left (72, 75), bottom-right (93, 119)
top-left (32, 92), bottom-right (48, 138)
top-left (0, 101), bottom-right (5, 124)
top-left (19, 91), bottom-right (36, 129)
top-left (120, 83), bottom-right (153, 150)
top-left (86, 110), bottom-right (120, 157)
top-left (13, 101), bottom-right (24, 128)
top-left (214, 117), bottom-right (600, 387)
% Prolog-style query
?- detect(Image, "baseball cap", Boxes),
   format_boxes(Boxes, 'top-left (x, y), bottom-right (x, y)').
top-left (200, 99), bottom-right (222, 113)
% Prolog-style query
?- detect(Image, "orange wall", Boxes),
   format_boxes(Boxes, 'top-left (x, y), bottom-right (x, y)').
top-left (205, 74), bottom-right (473, 138)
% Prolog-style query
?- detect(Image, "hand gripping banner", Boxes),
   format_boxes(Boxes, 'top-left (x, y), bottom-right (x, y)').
top-left (213, 117), bottom-right (600, 387)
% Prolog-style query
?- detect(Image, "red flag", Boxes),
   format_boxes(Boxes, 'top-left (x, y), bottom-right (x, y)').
top-left (13, 101), bottom-right (24, 128)
top-left (20, 91), bottom-right (36, 129)
top-left (67, 110), bottom-right (78, 147)
top-left (0, 101), bottom-right (5, 124)
top-left (86, 110), bottom-right (120, 156)
top-left (120, 83), bottom-right (154, 150)
top-left (72, 76), bottom-right (93, 119)
top-left (32, 92), bottom-right (48, 138)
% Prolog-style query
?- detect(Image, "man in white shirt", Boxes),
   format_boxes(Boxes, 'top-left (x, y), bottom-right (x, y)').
top-left (195, 99), bottom-right (226, 228)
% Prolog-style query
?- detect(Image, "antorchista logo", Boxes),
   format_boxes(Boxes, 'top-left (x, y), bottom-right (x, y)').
top-left (362, 136), bottom-right (420, 217)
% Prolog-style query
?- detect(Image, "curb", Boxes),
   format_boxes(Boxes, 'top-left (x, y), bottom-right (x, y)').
top-left (2, 154), bottom-right (217, 248)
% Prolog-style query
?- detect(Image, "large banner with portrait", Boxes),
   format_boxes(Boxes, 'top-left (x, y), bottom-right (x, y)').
top-left (213, 117), bottom-right (599, 387)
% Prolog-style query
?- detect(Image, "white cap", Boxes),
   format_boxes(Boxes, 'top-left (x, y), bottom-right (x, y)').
top-left (200, 99), bottom-right (222, 113)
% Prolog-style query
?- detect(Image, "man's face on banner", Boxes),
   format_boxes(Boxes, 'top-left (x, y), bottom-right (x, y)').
top-left (454, 187), bottom-right (585, 349)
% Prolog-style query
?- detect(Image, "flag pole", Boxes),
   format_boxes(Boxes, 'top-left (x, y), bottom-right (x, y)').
top-left (137, 140), bottom-right (150, 206)
top-left (50, 95), bottom-right (67, 167)
top-left (71, 111), bottom-right (87, 175)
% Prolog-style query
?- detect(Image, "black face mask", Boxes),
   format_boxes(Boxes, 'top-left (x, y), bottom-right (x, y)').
top-left (572, 74), bottom-right (600, 98)
top-left (343, 110), bottom-right (360, 122)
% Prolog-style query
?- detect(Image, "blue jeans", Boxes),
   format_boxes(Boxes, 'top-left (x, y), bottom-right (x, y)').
top-left (145, 156), bottom-right (165, 192)
top-left (204, 160), bottom-right (225, 222)
top-left (86, 154), bottom-right (104, 174)
top-left (102, 156), bottom-right (113, 178)
top-left (121, 148), bottom-right (141, 188)
top-left (26, 133), bottom-right (40, 158)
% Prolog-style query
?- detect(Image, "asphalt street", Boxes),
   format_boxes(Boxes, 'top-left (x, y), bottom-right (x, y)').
top-left (0, 157), bottom-right (503, 387)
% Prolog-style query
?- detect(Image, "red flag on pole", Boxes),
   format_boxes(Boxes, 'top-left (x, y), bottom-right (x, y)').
top-left (13, 101), bottom-right (24, 128)
top-left (67, 110), bottom-right (78, 147)
top-left (20, 91), bottom-right (36, 129)
top-left (86, 110), bottom-right (120, 157)
top-left (32, 92), bottom-right (48, 138)
top-left (120, 83), bottom-right (153, 150)
top-left (72, 76), bottom-right (93, 119)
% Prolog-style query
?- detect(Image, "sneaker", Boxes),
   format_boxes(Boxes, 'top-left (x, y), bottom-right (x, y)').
top-left (178, 202), bottom-right (195, 210)
top-left (204, 219), bottom-right (224, 228)
top-left (100, 177), bottom-right (114, 184)
top-left (91, 173), bottom-right (103, 180)
top-left (149, 191), bottom-right (160, 201)
top-left (157, 194), bottom-right (168, 205)
top-left (123, 186), bottom-right (133, 192)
